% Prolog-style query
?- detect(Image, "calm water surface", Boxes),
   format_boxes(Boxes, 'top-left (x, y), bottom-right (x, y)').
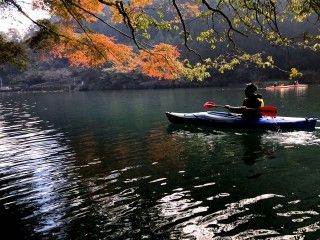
top-left (1, 86), bottom-right (320, 239)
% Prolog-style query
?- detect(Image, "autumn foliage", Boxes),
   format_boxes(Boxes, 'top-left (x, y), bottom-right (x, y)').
top-left (49, 31), bottom-right (183, 79)
top-left (31, 0), bottom-right (185, 79)
top-left (139, 44), bottom-right (183, 80)
top-left (25, 0), bottom-right (317, 80)
top-left (50, 31), bottom-right (136, 71)
top-left (108, 0), bottom-right (153, 24)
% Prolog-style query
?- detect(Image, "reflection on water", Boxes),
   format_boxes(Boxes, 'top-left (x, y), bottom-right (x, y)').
top-left (0, 100), bottom-right (76, 238)
top-left (1, 90), bottom-right (320, 239)
top-left (165, 126), bottom-right (320, 238)
top-left (265, 86), bottom-right (308, 98)
top-left (264, 130), bottom-right (320, 146)
top-left (171, 193), bottom-right (284, 239)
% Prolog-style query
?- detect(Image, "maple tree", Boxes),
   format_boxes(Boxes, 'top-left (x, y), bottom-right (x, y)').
top-left (1, 0), bottom-right (320, 80)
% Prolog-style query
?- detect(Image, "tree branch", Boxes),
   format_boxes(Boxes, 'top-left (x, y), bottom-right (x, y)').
top-left (60, 0), bottom-right (114, 63)
top-left (172, 0), bottom-right (202, 61)
top-left (116, 1), bottom-right (141, 49)
top-left (201, 0), bottom-right (248, 43)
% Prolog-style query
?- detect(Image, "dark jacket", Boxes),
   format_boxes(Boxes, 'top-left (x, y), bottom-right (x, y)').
top-left (243, 94), bottom-right (264, 108)
top-left (228, 94), bottom-right (264, 119)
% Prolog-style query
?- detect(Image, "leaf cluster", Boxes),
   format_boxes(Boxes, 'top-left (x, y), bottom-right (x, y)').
top-left (0, 34), bottom-right (28, 69)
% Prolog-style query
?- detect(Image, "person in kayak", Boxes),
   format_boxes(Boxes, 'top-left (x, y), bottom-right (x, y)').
top-left (224, 83), bottom-right (264, 119)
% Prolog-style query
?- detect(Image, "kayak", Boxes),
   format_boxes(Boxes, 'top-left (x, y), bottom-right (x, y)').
top-left (289, 84), bottom-right (308, 88)
top-left (266, 85), bottom-right (290, 90)
top-left (165, 111), bottom-right (318, 130)
top-left (266, 84), bottom-right (308, 90)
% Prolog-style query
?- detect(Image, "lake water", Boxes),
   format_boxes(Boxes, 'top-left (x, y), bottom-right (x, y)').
top-left (1, 86), bottom-right (320, 239)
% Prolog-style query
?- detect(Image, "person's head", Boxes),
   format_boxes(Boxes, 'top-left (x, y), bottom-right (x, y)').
top-left (245, 83), bottom-right (258, 97)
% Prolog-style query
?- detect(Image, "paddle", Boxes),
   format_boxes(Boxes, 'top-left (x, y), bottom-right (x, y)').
top-left (203, 101), bottom-right (278, 117)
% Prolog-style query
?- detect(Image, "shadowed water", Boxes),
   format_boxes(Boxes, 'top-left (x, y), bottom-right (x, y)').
top-left (0, 86), bottom-right (320, 239)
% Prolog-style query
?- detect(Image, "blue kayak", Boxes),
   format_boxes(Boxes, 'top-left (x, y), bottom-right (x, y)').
top-left (166, 111), bottom-right (318, 130)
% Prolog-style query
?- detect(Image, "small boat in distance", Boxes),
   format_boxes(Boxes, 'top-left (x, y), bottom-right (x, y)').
top-left (265, 84), bottom-right (308, 90)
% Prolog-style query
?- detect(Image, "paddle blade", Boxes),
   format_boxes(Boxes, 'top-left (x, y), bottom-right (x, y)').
top-left (259, 106), bottom-right (278, 116)
top-left (203, 101), bottom-right (215, 110)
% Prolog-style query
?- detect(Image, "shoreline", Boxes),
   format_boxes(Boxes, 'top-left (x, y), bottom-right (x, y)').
top-left (0, 82), bottom-right (316, 94)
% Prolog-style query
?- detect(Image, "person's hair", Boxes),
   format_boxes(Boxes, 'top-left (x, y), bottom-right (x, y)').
top-left (245, 83), bottom-right (257, 93)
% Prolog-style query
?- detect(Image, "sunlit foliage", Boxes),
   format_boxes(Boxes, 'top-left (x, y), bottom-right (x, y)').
top-left (1, 0), bottom-right (320, 80)
top-left (49, 30), bottom-right (136, 71)
top-left (139, 43), bottom-right (183, 80)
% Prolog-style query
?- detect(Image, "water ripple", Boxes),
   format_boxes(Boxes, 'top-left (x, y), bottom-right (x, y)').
top-left (1, 93), bottom-right (320, 239)
top-left (165, 194), bottom-right (285, 239)
top-left (0, 102), bottom-right (77, 238)
top-left (264, 131), bottom-right (320, 146)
